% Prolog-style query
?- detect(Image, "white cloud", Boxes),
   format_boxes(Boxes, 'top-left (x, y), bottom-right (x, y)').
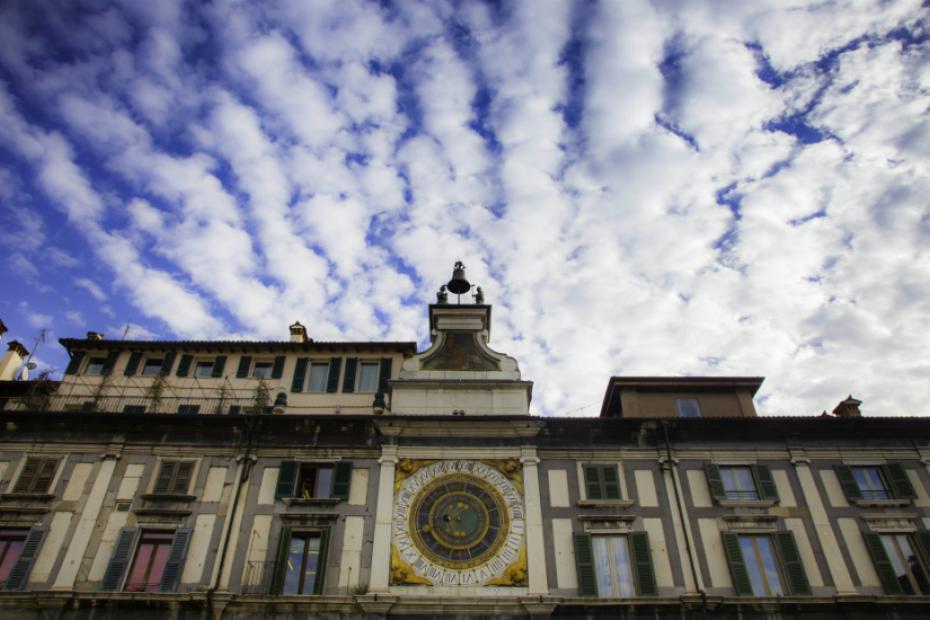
top-left (75, 277), bottom-right (107, 301)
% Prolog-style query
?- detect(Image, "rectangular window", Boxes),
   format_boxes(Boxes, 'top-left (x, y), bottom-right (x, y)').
top-left (125, 531), bottom-right (174, 592)
top-left (574, 531), bottom-right (656, 597)
top-left (593, 536), bottom-right (634, 597)
top-left (357, 362), bottom-right (379, 393)
top-left (123, 405), bottom-right (146, 414)
top-left (84, 357), bottom-right (107, 375)
top-left (141, 358), bottom-right (164, 376)
top-left (275, 461), bottom-right (353, 501)
top-left (881, 534), bottom-right (930, 594)
top-left (582, 464), bottom-right (621, 500)
top-left (852, 466), bottom-right (891, 500)
top-left (282, 532), bottom-right (323, 595)
top-left (297, 465), bottom-right (333, 499)
top-left (834, 463), bottom-right (916, 502)
top-left (705, 463), bottom-right (779, 503)
top-left (102, 528), bottom-right (191, 592)
top-left (13, 457), bottom-right (58, 494)
top-left (739, 535), bottom-right (784, 596)
top-left (307, 363), bottom-right (329, 393)
top-left (252, 360), bottom-right (273, 379)
top-left (723, 531), bottom-right (809, 596)
top-left (153, 461), bottom-right (194, 495)
top-left (193, 360), bottom-right (214, 377)
top-left (177, 404), bottom-right (200, 415)
top-left (676, 398), bottom-right (702, 417)
top-left (720, 466), bottom-right (759, 501)
top-left (0, 529), bottom-right (28, 588)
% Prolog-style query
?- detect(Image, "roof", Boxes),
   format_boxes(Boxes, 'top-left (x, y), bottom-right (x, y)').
top-left (599, 376), bottom-right (766, 417)
top-left (58, 338), bottom-right (418, 355)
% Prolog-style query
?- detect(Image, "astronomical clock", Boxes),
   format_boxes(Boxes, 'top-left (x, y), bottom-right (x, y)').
top-left (391, 458), bottom-right (527, 587)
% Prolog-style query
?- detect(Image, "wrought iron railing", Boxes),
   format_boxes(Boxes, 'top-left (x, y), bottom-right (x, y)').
top-left (242, 560), bottom-right (276, 595)
top-left (724, 490), bottom-right (760, 501)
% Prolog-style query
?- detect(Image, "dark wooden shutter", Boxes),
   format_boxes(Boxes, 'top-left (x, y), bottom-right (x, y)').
top-left (378, 358), bottom-right (392, 394)
top-left (884, 463), bottom-right (916, 499)
top-left (573, 533), bottom-right (598, 596)
top-left (102, 527), bottom-right (139, 591)
top-left (159, 528), bottom-right (192, 592)
top-left (237, 356), bottom-right (252, 378)
top-left (159, 352), bottom-right (176, 376)
top-left (271, 356), bottom-right (285, 379)
top-left (630, 531), bottom-right (657, 595)
top-left (124, 351), bottom-right (142, 376)
top-left (331, 462), bottom-right (352, 500)
top-left (212, 355), bottom-right (226, 377)
top-left (174, 461), bottom-right (193, 494)
top-left (342, 358), bottom-right (358, 393)
top-left (154, 461), bottom-right (177, 494)
top-left (4, 526), bottom-right (47, 590)
top-left (862, 532), bottom-right (904, 594)
top-left (704, 463), bottom-right (726, 502)
top-left (271, 527), bottom-right (292, 594)
top-left (17, 458), bottom-right (58, 494)
top-left (834, 465), bottom-right (862, 501)
top-left (176, 354), bottom-right (193, 377)
top-left (914, 532), bottom-right (930, 574)
top-left (102, 351), bottom-right (120, 375)
top-left (228, 405), bottom-right (241, 416)
top-left (275, 461), bottom-right (298, 499)
top-left (291, 358), bottom-right (308, 392)
top-left (775, 531), bottom-right (810, 594)
top-left (13, 458), bottom-right (40, 493)
top-left (583, 464), bottom-right (601, 500)
top-left (753, 465), bottom-right (779, 502)
top-left (602, 465), bottom-right (621, 500)
top-left (313, 529), bottom-right (330, 595)
top-left (326, 358), bottom-right (341, 393)
top-left (64, 351), bottom-right (85, 375)
top-left (721, 532), bottom-right (753, 595)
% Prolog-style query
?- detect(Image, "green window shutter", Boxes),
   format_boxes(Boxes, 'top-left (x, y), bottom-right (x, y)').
top-left (775, 531), bottom-right (810, 595)
top-left (862, 532), bottom-right (904, 594)
top-left (291, 358), bottom-right (308, 392)
top-left (704, 463), bottom-right (726, 502)
top-left (331, 462), bottom-right (352, 500)
top-left (378, 358), bottom-right (392, 393)
top-left (271, 356), bottom-right (285, 379)
top-left (124, 351), bottom-right (142, 376)
top-left (584, 464), bottom-right (602, 500)
top-left (4, 525), bottom-right (47, 591)
top-left (154, 462), bottom-right (176, 494)
top-left (573, 533), bottom-right (598, 596)
top-left (326, 358), bottom-right (342, 393)
top-left (159, 528), bottom-right (192, 592)
top-left (752, 465), bottom-right (779, 503)
top-left (314, 529), bottom-right (330, 595)
top-left (602, 465), bottom-right (621, 500)
top-left (237, 356), bottom-right (252, 378)
top-left (102, 527), bottom-right (139, 591)
top-left (342, 358), bottom-right (358, 393)
top-left (102, 351), bottom-right (120, 375)
top-left (275, 461), bottom-right (298, 500)
top-left (174, 461), bottom-right (193, 494)
top-left (834, 465), bottom-right (862, 501)
top-left (176, 354), bottom-right (193, 377)
top-left (271, 527), bottom-right (292, 594)
top-left (159, 352), bottom-right (176, 376)
top-left (630, 531), bottom-right (657, 595)
top-left (914, 532), bottom-right (930, 572)
top-left (212, 355), bottom-right (227, 378)
top-left (884, 463), bottom-right (916, 500)
top-left (64, 351), bottom-right (85, 375)
top-left (721, 532), bottom-right (753, 595)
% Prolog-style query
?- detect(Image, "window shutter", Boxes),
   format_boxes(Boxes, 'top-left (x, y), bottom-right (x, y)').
top-left (572, 533), bottom-right (598, 596)
top-left (313, 528), bottom-right (331, 595)
top-left (378, 358), bottom-right (392, 393)
top-left (102, 351), bottom-right (120, 375)
top-left (159, 528), bottom-right (193, 592)
top-left (775, 531), bottom-right (810, 595)
top-left (704, 463), bottom-right (726, 502)
top-left (275, 461), bottom-right (298, 500)
top-left (212, 355), bottom-right (226, 377)
top-left (326, 358), bottom-right (342, 393)
top-left (64, 351), bottom-right (85, 375)
top-left (102, 527), bottom-right (139, 591)
top-left (228, 405), bottom-right (241, 416)
top-left (721, 532), bottom-right (753, 595)
top-left (583, 464), bottom-right (601, 500)
top-left (630, 531), bottom-right (657, 595)
top-left (4, 525), bottom-right (47, 591)
top-left (176, 354), bottom-right (193, 377)
top-left (291, 358), bottom-right (308, 392)
top-left (32, 458), bottom-right (58, 494)
top-left (271, 355), bottom-right (285, 379)
top-left (342, 358), bottom-right (358, 393)
top-left (914, 532), bottom-right (930, 572)
top-left (833, 465), bottom-right (862, 501)
top-left (271, 527), bottom-right (292, 594)
top-left (124, 351), bottom-right (142, 376)
top-left (154, 462), bottom-right (176, 494)
top-left (174, 461), bottom-right (193, 494)
top-left (331, 462), bottom-right (352, 500)
top-left (752, 465), bottom-right (779, 502)
top-left (14, 458), bottom-right (40, 493)
top-left (160, 352), bottom-right (176, 377)
top-left (237, 356), bottom-right (252, 378)
top-left (602, 465), bottom-right (621, 500)
top-left (862, 532), bottom-right (904, 594)
top-left (883, 463), bottom-right (916, 499)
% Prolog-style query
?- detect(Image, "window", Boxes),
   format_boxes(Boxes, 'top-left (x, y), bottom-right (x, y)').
top-left (252, 360), bottom-right (274, 379)
top-left (84, 357), bottom-right (107, 375)
top-left (0, 530), bottom-right (27, 587)
top-left (152, 460), bottom-right (194, 495)
top-left (238, 356), bottom-right (285, 380)
top-left (194, 360), bottom-right (214, 377)
top-left (582, 464), bottom-right (621, 501)
top-left (722, 531), bottom-right (809, 596)
top-left (0, 527), bottom-right (47, 591)
top-left (177, 404), bottom-right (200, 415)
top-left (307, 363), bottom-right (330, 392)
top-left (574, 532), bottom-right (656, 597)
top-left (122, 405), bottom-right (146, 414)
top-left (272, 528), bottom-right (329, 595)
top-left (864, 532), bottom-right (930, 595)
top-left (291, 357), bottom-right (341, 393)
top-left (676, 398), bottom-right (702, 417)
top-left (704, 463), bottom-right (779, 503)
top-left (834, 463), bottom-right (916, 502)
top-left (274, 461), bottom-right (352, 501)
top-left (102, 528), bottom-right (192, 592)
top-left (357, 362), bottom-right (379, 393)
top-left (141, 358), bottom-right (164, 376)
top-left (125, 531), bottom-right (174, 592)
top-left (13, 457), bottom-right (59, 494)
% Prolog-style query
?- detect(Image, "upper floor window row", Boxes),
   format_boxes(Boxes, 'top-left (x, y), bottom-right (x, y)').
top-left (834, 463), bottom-right (916, 502)
top-left (705, 463), bottom-right (779, 503)
top-left (290, 357), bottom-right (392, 395)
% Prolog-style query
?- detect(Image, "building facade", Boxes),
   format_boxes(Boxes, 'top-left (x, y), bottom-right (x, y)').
top-left (0, 275), bottom-right (929, 618)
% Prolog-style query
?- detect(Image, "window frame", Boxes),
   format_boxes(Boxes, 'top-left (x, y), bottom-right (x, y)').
top-left (274, 461), bottom-right (353, 502)
top-left (141, 358), bottom-right (164, 376)
top-left (834, 463), bottom-right (916, 504)
top-left (251, 359), bottom-right (274, 379)
top-left (124, 530), bottom-right (175, 593)
top-left (355, 361), bottom-right (380, 393)
top-left (151, 460), bottom-right (196, 496)
top-left (722, 530), bottom-right (810, 596)
top-left (193, 359), bottom-right (215, 378)
top-left (704, 462), bottom-right (779, 505)
top-left (675, 398), bottom-right (702, 418)
top-left (101, 527), bottom-right (192, 592)
top-left (306, 362), bottom-right (331, 393)
top-left (272, 527), bottom-right (330, 596)
top-left (12, 457), bottom-right (60, 495)
top-left (84, 356), bottom-right (107, 376)
top-left (720, 465), bottom-right (760, 501)
top-left (579, 463), bottom-right (625, 503)
top-left (574, 531), bottom-right (656, 597)
top-left (863, 531), bottom-right (930, 595)
top-left (0, 529), bottom-right (28, 588)
top-left (0, 526), bottom-right (47, 591)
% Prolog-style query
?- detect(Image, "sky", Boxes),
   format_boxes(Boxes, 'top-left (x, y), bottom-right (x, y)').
top-left (0, 0), bottom-right (928, 418)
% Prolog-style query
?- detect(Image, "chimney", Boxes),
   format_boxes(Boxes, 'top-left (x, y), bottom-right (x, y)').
top-left (0, 340), bottom-right (29, 381)
top-left (833, 395), bottom-right (862, 418)
top-left (86, 331), bottom-right (104, 341)
top-left (289, 321), bottom-right (308, 343)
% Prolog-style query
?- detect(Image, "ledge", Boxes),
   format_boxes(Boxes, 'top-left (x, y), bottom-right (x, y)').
top-left (578, 514), bottom-right (636, 522)
top-left (285, 497), bottom-right (341, 507)
top-left (140, 494), bottom-right (196, 502)
top-left (854, 498), bottom-right (912, 508)
top-left (576, 499), bottom-right (635, 509)
top-left (133, 508), bottom-right (193, 517)
top-left (280, 512), bottom-right (339, 522)
top-left (0, 493), bottom-right (55, 501)
top-left (717, 499), bottom-right (776, 509)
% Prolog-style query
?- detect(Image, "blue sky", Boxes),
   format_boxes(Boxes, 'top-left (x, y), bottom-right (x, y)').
top-left (1, 0), bottom-right (928, 417)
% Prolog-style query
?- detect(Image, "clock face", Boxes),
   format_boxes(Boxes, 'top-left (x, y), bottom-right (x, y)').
top-left (392, 460), bottom-right (525, 586)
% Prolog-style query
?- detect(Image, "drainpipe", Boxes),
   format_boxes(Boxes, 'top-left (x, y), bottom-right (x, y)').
top-left (661, 420), bottom-right (708, 619)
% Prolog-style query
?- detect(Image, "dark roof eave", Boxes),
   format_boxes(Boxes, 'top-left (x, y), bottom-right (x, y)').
top-left (58, 338), bottom-right (418, 354)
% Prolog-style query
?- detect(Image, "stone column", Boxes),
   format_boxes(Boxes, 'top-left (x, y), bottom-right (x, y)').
top-left (521, 447), bottom-right (548, 595)
top-left (369, 445), bottom-right (398, 592)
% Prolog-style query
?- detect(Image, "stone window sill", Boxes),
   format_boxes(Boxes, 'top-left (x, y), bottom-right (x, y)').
top-left (140, 493), bottom-right (197, 502)
top-left (576, 499), bottom-right (635, 508)
top-left (0, 493), bottom-right (55, 501)
top-left (285, 497), bottom-right (342, 506)
top-left (717, 499), bottom-right (777, 509)
top-left (854, 498), bottom-right (911, 508)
